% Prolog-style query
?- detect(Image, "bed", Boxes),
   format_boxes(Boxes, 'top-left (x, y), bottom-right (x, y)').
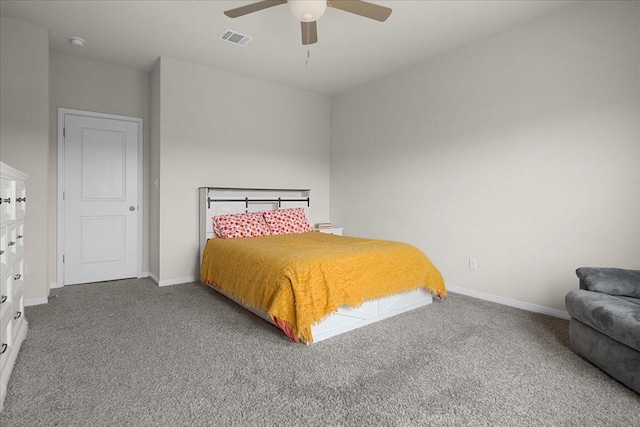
top-left (199, 187), bottom-right (446, 344)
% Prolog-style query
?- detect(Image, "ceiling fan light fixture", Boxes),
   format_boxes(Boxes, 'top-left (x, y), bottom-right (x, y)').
top-left (288, 0), bottom-right (327, 22)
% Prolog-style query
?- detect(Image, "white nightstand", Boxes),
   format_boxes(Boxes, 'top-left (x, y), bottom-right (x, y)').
top-left (316, 227), bottom-right (343, 236)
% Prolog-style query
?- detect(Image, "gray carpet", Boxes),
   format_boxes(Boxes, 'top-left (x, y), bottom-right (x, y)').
top-left (1, 278), bottom-right (638, 426)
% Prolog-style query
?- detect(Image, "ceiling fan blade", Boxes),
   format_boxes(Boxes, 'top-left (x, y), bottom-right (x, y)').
top-left (329, 0), bottom-right (392, 22)
top-left (224, 0), bottom-right (287, 18)
top-left (301, 21), bottom-right (318, 45)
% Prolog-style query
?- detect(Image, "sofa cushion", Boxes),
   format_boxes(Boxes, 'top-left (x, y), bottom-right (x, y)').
top-left (566, 289), bottom-right (640, 352)
top-left (569, 318), bottom-right (640, 394)
top-left (618, 296), bottom-right (640, 306)
top-left (576, 267), bottom-right (640, 298)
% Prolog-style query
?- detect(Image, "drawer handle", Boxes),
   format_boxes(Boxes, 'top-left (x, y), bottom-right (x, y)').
top-left (7, 241), bottom-right (15, 246)
top-left (17, 197), bottom-right (26, 202)
top-left (17, 234), bottom-right (23, 239)
top-left (1, 295), bottom-right (6, 303)
top-left (14, 311), bottom-right (21, 319)
top-left (0, 250), bottom-right (4, 255)
top-left (14, 273), bottom-right (22, 280)
top-left (2, 198), bottom-right (10, 204)
top-left (0, 343), bottom-right (6, 354)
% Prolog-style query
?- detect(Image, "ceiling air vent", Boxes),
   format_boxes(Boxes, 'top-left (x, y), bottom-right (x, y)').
top-left (219, 29), bottom-right (253, 47)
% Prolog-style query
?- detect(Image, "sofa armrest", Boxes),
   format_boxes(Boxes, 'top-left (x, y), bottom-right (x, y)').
top-left (576, 267), bottom-right (640, 298)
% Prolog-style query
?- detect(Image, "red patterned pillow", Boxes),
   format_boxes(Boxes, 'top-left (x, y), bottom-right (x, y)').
top-left (212, 212), bottom-right (271, 239)
top-left (262, 207), bottom-right (312, 235)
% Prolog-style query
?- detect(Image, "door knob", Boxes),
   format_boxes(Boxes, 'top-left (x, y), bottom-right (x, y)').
top-left (129, 206), bottom-right (136, 211)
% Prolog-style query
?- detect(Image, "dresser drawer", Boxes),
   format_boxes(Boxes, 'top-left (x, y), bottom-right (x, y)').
top-left (0, 260), bottom-right (21, 307)
top-left (0, 227), bottom-right (6, 278)
top-left (14, 221), bottom-right (24, 259)
top-left (0, 314), bottom-right (12, 378)
top-left (0, 178), bottom-right (13, 228)
top-left (1, 269), bottom-right (11, 309)
top-left (11, 293), bottom-right (24, 345)
top-left (10, 260), bottom-right (23, 304)
top-left (4, 223), bottom-right (18, 268)
top-left (11, 272), bottom-right (23, 304)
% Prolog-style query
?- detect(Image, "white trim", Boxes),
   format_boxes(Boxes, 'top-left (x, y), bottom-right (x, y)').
top-left (56, 108), bottom-right (144, 288)
top-left (136, 120), bottom-right (144, 279)
top-left (148, 272), bottom-right (195, 287)
top-left (56, 110), bottom-right (64, 288)
top-left (157, 276), bottom-right (197, 287)
top-left (447, 285), bottom-right (570, 320)
top-left (49, 281), bottom-right (62, 289)
top-left (25, 297), bottom-right (48, 306)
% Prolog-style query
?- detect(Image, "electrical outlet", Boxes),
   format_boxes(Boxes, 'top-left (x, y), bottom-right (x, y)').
top-left (469, 258), bottom-right (478, 271)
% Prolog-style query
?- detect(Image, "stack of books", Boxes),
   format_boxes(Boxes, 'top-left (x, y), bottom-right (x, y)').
top-left (316, 222), bottom-right (333, 230)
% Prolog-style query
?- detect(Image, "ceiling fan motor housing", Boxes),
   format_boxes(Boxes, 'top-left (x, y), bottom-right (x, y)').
top-left (288, 0), bottom-right (327, 22)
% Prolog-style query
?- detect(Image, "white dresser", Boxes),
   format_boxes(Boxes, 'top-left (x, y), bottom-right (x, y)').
top-left (0, 162), bottom-right (28, 412)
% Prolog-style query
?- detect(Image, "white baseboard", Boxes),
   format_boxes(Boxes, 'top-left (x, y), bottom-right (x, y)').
top-left (148, 272), bottom-right (159, 284)
top-left (50, 274), bottom-right (149, 290)
top-left (149, 274), bottom-right (197, 287)
top-left (446, 285), bottom-right (570, 320)
top-left (25, 296), bottom-right (48, 307)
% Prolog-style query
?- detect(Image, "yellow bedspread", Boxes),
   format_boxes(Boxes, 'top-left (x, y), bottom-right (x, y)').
top-left (200, 232), bottom-right (445, 343)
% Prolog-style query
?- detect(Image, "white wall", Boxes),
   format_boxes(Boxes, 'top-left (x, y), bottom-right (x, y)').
top-left (48, 52), bottom-right (151, 284)
top-left (0, 17), bottom-right (50, 303)
top-left (152, 57), bottom-right (330, 284)
top-left (330, 1), bottom-right (640, 312)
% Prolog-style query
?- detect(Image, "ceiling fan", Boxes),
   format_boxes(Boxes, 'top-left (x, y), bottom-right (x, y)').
top-left (223, 0), bottom-right (392, 45)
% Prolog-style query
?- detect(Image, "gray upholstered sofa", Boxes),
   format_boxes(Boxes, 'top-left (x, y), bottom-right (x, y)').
top-left (565, 267), bottom-right (640, 393)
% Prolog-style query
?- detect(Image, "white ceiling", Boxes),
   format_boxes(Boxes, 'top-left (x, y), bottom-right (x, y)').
top-left (0, 0), bottom-right (577, 95)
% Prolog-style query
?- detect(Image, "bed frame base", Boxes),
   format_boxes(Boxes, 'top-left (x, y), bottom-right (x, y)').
top-left (205, 282), bottom-right (433, 344)
top-left (312, 288), bottom-right (433, 342)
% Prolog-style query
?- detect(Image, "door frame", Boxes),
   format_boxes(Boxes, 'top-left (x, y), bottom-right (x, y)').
top-left (57, 108), bottom-right (144, 287)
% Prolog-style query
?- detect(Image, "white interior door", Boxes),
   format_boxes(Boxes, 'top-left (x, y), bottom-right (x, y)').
top-left (62, 114), bottom-right (139, 285)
